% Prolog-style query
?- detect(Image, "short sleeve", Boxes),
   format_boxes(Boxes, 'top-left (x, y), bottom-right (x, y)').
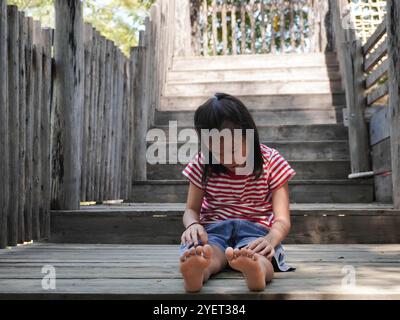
top-left (267, 150), bottom-right (297, 192)
top-left (182, 153), bottom-right (205, 190)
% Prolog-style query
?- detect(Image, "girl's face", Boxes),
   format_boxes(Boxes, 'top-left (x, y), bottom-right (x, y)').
top-left (209, 134), bottom-right (248, 172)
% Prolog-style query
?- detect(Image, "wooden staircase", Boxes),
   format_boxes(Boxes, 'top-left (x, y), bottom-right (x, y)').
top-left (50, 52), bottom-right (400, 245)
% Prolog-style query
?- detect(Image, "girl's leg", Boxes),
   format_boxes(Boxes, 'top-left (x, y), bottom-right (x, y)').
top-left (225, 247), bottom-right (274, 291)
top-left (180, 244), bottom-right (227, 293)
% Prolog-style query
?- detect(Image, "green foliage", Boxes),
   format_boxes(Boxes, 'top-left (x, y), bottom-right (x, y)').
top-left (7, 0), bottom-right (156, 56)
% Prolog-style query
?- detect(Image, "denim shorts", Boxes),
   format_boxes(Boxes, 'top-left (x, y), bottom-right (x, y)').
top-left (179, 219), bottom-right (295, 272)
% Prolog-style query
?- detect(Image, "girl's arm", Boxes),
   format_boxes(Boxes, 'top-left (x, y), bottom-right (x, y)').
top-left (181, 182), bottom-right (208, 246)
top-left (266, 182), bottom-right (291, 247)
top-left (247, 182), bottom-right (291, 258)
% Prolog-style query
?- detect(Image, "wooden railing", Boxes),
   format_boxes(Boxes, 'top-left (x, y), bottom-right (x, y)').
top-left (0, 0), bottom-right (160, 248)
top-left (191, 0), bottom-right (332, 55)
top-left (331, 0), bottom-right (400, 208)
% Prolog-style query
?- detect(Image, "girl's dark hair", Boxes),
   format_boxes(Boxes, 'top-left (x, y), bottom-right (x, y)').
top-left (194, 92), bottom-right (264, 186)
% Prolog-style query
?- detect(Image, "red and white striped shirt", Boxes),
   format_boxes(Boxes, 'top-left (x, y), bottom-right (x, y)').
top-left (182, 143), bottom-right (296, 229)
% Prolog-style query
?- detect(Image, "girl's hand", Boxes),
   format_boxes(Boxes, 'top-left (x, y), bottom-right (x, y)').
top-left (246, 237), bottom-right (275, 260)
top-left (181, 223), bottom-right (208, 247)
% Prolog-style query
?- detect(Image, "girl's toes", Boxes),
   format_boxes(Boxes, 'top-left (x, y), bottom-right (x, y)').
top-left (240, 248), bottom-right (248, 256)
top-left (202, 244), bottom-right (212, 258)
top-left (189, 247), bottom-right (196, 256)
top-left (183, 250), bottom-right (191, 260)
top-left (225, 247), bottom-right (234, 261)
top-left (245, 249), bottom-right (254, 258)
top-left (233, 248), bottom-right (240, 258)
top-left (195, 246), bottom-right (203, 255)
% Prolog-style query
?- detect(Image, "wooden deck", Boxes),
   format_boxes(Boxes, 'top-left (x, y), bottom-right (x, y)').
top-left (0, 243), bottom-right (399, 299)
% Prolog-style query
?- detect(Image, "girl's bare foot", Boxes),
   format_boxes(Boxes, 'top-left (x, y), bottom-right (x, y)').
top-left (180, 244), bottom-right (212, 292)
top-left (225, 247), bottom-right (269, 291)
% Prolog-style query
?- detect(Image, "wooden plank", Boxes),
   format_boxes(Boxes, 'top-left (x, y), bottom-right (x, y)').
top-left (341, 39), bottom-right (371, 173)
top-left (372, 138), bottom-right (392, 203)
top-left (50, 209), bottom-right (400, 244)
top-left (248, 0), bottom-right (256, 54)
top-left (364, 40), bottom-right (387, 72)
top-left (32, 22), bottom-right (42, 240)
top-left (370, 106), bottom-right (390, 145)
top-left (211, 0), bottom-right (217, 55)
top-left (131, 40), bottom-right (148, 182)
top-left (231, 4), bottom-right (236, 55)
top-left (221, 2), bottom-right (227, 55)
top-left (81, 23), bottom-right (93, 202)
top-left (40, 28), bottom-right (52, 240)
top-left (18, 11), bottom-right (26, 244)
top-left (7, 5), bottom-right (20, 246)
top-left (260, 2), bottom-right (266, 53)
top-left (94, 36), bottom-right (106, 201)
top-left (0, 0), bottom-right (8, 249)
top-left (279, 0), bottom-right (285, 53)
top-left (365, 59), bottom-right (388, 89)
top-left (367, 82), bottom-right (389, 105)
top-left (24, 17), bottom-right (33, 242)
top-left (387, 0), bottom-right (400, 209)
top-left (53, 0), bottom-right (84, 210)
top-left (240, 3), bottom-right (246, 54)
top-left (202, 0), bottom-right (208, 56)
top-left (362, 17), bottom-right (387, 55)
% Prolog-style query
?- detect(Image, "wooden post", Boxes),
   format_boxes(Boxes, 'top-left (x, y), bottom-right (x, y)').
top-left (18, 11), bottom-right (26, 244)
top-left (0, 0), bottom-right (9, 248)
top-left (7, 5), bottom-right (20, 246)
top-left (174, 0), bottom-right (192, 57)
top-left (131, 32), bottom-right (148, 182)
top-left (341, 36), bottom-right (371, 174)
top-left (387, 0), bottom-right (400, 209)
top-left (52, 0), bottom-right (84, 210)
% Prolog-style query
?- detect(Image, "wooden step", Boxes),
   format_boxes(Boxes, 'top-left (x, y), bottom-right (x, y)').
top-left (172, 52), bottom-right (339, 71)
top-left (153, 124), bottom-right (349, 142)
top-left (2, 243), bottom-right (400, 299)
top-left (160, 94), bottom-right (346, 110)
top-left (164, 80), bottom-right (344, 96)
top-left (155, 108), bottom-right (345, 126)
top-left (146, 141), bottom-right (350, 161)
top-left (49, 203), bottom-right (400, 244)
top-left (129, 179), bottom-right (374, 204)
top-left (147, 160), bottom-right (351, 180)
top-left (167, 67), bottom-right (342, 84)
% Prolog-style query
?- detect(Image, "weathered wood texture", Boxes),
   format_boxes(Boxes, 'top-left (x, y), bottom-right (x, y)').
top-left (330, 0), bottom-right (371, 174)
top-left (52, 0), bottom-right (84, 210)
top-left (0, 243), bottom-right (399, 299)
top-left (0, 0), bottom-right (9, 249)
top-left (0, 5), bottom-right (53, 248)
top-left (194, 0), bottom-right (332, 56)
top-left (387, 0), bottom-right (400, 209)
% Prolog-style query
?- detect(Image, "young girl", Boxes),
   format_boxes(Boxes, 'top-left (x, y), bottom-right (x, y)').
top-left (179, 92), bottom-right (296, 292)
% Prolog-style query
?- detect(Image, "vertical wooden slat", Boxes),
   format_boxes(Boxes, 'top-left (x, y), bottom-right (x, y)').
top-left (18, 11), bottom-right (26, 244)
top-left (221, 1), bottom-right (227, 55)
top-left (240, 3), bottom-right (246, 54)
top-left (260, 1), bottom-right (267, 53)
top-left (32, 21), bottom-right (42, 240)
top-left (132, 32), bottom-right (148, 182)
top-left (40, 28), bottom-right (52, 239)
top-left (95, 35), bottom-right (106, 201)
top-left (52, 0), bottom-right (84, 210)
top-left (280, 0), bottom-right (286, 53)
top-left (88, 30), bottom-right (99, 201)
top-left (270, 1), bottom-right (276, 54)
top-left (231, 4), bottom-right (237, 55)
top-left (0, 0), bottom-right (9, 248)
top-left (211, 0), bottom-right (217, 55)
top-left (342, 38), bottom-right (371, 175)
top-left (81, 23), bottom-right (93, 202)
top-left (7, 5), bottom-right (20, 246)
top-left (290, 1), bottom-right (296, 52)
top-left (202, 0), bottom-right (208, 56)
top-left (299, 0), bottom-right (305, 51)
top-left (120, 59), bottom-right (129, 199)
top-left (110, 46), bottom-right (118, 199)
top-left (387, 0), bottom-right (400, 209)
top-left (24, 17), bottom-right (33, 241)
top-left (249, 0), bottom-right (256, 54)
